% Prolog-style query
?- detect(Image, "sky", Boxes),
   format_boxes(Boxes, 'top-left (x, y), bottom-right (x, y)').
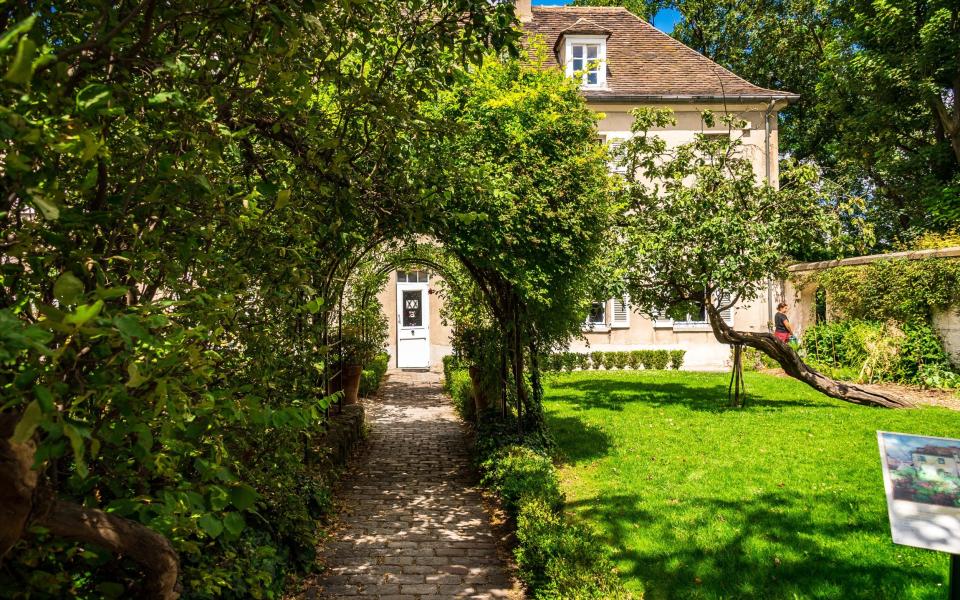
top-left (530, 0), bottom-right (683, 34)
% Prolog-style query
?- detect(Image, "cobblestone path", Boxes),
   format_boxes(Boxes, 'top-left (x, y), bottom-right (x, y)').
top-left (314, 370), bottom-right (520, 600)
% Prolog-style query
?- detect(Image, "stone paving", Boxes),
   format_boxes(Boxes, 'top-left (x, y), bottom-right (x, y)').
top-left (313, 370), bottom-right (520, 600)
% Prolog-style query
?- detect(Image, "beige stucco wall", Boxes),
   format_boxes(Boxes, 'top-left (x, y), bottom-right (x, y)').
top-left (591, 101), bottom-right (781, 186)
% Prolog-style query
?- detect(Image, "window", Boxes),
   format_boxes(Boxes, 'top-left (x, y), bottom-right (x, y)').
top-left (396, 270), bottom-right (430, 283)
top-left (607, 138), bottom-right (628, 174)
top-left (671, 292), bottom-right (734, 331)
top-left (587, 301), bottom-right (606, 326)
top-left (938, 457), bottom-right (947, 464)
top-left (918, 456), bottom-right (927, 463)
top-left (564, 36), bottom-right (606, 89)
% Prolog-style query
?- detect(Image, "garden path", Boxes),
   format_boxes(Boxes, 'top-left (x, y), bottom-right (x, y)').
top-left (312, 370), bottom-right (521, 600)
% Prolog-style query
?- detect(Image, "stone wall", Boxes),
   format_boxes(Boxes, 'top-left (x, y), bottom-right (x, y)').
top-left (315, 403), bottom-right (365, 467)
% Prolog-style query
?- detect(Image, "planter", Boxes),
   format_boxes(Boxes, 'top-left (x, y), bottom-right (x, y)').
top-left (468, 365), bottom-right (491, 416)
top-left (342, 364), bottom-right (364, 405)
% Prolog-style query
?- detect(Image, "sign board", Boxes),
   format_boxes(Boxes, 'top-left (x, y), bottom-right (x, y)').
top-left (878, 431), bottom-right (960, 553)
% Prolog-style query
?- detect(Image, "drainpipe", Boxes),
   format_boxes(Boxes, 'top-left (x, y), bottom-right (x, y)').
top-left (764, 100), bottom-right (777, 327)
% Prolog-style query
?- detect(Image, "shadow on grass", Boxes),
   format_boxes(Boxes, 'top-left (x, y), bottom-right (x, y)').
top-left (567, 491), bottom-right (945, 600)
top-left (546, 414), bottom-right (613, 462)
top-left (548, 378), bottom-right (835, 413)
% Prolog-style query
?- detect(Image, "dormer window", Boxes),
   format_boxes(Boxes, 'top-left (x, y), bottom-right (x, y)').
top-left (563, 35), bottom-right (607, 89)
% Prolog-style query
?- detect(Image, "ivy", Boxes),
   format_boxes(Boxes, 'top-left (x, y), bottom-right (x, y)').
top-left (799, 258), bottom-right (960, 324)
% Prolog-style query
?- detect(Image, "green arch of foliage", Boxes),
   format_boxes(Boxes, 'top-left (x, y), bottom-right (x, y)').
top-left (0, 4), bottom-right (613, 597)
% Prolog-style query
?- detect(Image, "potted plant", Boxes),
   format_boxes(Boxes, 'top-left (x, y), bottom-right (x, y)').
top-left (340, 331), bottom-right (379, 405)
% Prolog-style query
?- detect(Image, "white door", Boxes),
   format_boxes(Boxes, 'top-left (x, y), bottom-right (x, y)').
top-left (396, 279), bottom-right (430, 368)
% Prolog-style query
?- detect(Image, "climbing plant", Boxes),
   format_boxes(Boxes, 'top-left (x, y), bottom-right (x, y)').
top-left (0, 1), bottom-right (517, 597)
top-left (796, 258), bottom-right (960, 324)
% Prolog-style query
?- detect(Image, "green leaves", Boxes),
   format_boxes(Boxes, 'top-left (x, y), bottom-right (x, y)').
top-left (64, 301), bottom-right (104, 327)
top-left (11, 400), bottom-right (43, 444)
top-left (53, 273), bottom-right (84, 305)
top-left (229, 483), bottom-right (258, 511)
top-left (4, 35), bottom-right (36, 85)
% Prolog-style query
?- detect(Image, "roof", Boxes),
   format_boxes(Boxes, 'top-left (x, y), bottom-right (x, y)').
top-left (914, 445), bottom-right (960, 457)
top-left (525, 6), bottom-right (797, 103)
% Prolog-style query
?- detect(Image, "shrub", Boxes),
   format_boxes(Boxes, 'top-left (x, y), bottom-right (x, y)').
top-left (576, 353), bottom-right (591, 370)
top-left (627, 351), bottom-right (643, 370)
top-left (802, 319), bottom-right (957, 386)
top-left (359, 352), bottom-right (389, 397)
top-left (669, 349), bottom-right (685, 370)
top-left (601, 352), bottom-right (618, 370)
top-left (448, 369), bottom-right (476, 422)
top-left (740, 347), bottom-right (778, 371)
top-left (612, 352), bottom-right (629, 370)
top-left (442, 355), bottom-right (463, 390)
top-left (649, 350), bottom-right (670, 370)
top-left (515, 499), bottom-right (627, 600)
top-left (590, 351), bottom-right (605, 369)
top-left (480, 445), bottom-right (563, 515)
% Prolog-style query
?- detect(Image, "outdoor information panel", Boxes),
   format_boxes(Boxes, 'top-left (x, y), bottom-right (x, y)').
top-left (877, 431), bottom-right (960, 554)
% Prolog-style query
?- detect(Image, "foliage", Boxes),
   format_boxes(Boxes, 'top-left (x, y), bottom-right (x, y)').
top-left (515, 498), bottom-right (628, 600)
top-left (544, 369), bottom-right (960, 598)
top-left (740, 346), bottom-right (780, 371)
top-left (801, 319), bottom-right (956, 386)
top-left (431, 50), bottom-right (616, 429)
top-left (480, 445), bottom-right (564, 516)
top-left (799, 258), bottom-right (960, 324)
top-left (616, 107), bottom-right (834, 321)
top-left (577, 0), bottom-right (960, 249)
top-left (539, 350), bottom-right (685, 372)
top-left (0, 0), bottom-right (518, 595)
top-left (447, 368), bottom-right (476, 423)
top-left (359, 353), bottom-right (389, 398)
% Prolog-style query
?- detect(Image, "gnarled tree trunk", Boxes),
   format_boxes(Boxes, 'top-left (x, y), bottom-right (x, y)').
top-left (705, 303), bottom-right (911, 408)
top-left (0, 414), bottom-right (181, 599)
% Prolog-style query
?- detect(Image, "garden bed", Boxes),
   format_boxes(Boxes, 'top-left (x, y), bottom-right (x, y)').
top-left (543, 369), bottom-right (960, 599)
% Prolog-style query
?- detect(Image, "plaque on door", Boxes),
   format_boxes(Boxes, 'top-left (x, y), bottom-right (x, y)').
top-left (402, 290), bottom-right (422, 327)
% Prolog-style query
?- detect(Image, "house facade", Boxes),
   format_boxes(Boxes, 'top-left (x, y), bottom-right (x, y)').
top-left (912, 445), bottom-right (960, 480)
top-left (378, 3), bottom-right (797, 370)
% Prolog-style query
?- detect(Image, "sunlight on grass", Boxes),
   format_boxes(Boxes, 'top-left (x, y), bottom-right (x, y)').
top-left (544, 370), bottom-right (959, 600)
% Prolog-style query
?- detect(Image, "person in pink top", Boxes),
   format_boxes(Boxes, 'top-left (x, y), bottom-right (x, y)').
top-left (774, 302), bottom-right (793, 343)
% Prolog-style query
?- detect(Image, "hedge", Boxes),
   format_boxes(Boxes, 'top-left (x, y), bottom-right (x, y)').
top-left (359, 352), bottom-right (390, 397)
top-left (541, 349), bottom-right (684, 372)
top-left (448, 369), bottom-right (628, 599)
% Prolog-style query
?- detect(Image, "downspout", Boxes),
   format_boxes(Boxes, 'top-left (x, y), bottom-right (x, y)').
top-left (764, 100), bottom-right (777, 328)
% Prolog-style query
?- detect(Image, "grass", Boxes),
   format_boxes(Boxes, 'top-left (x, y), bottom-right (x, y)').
top-left (542, 369), bottom-right (960, 600)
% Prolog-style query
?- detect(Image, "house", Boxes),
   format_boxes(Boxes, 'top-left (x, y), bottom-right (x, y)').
top-left (911, 445), bottom-right (960, 479)
top-left (378, 2), bottom-right (797, 370)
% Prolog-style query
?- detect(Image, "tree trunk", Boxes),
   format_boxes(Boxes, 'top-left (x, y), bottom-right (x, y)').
top-left (705, 303), bottom-right (911, 408)
top-left (0, 414), bottom-right (181, 599)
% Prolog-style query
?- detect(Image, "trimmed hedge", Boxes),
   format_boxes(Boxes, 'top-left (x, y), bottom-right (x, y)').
top-left (543, 349), bottom-right (684, 372)
top-left (448, 369), bottom-right (628, 599)
top-left (359, 352), bottom-right (389, 397)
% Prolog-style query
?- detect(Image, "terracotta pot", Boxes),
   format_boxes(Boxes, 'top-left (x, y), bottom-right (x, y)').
top-left (468, 365), bottom-right (491, 416)
top-left (342, 364), bottom-right (363, 405)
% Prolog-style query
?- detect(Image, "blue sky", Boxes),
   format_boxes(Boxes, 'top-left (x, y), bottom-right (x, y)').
top-left (531, 1), bottom-right (683, 33)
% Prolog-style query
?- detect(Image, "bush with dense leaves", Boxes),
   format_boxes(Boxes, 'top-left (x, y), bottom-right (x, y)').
top-left (540, 350), bottom-right (685, 372)
top-left (359, 353), bottom-right (390, 398)
top-left (446, 367), bottom-right (628, 599)
top-left (801, 319), bottom-right (958, 386)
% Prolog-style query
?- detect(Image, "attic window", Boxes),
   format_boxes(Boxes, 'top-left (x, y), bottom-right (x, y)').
top-left (564, 35), bottom-right (607, 89)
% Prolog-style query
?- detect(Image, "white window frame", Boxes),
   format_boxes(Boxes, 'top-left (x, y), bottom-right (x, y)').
top-left (670, 292), bottom-right (735, 332)
top-left (583, 300), bottom-right (609, 332)
top-left (564, 35), bottom-right (607, 89)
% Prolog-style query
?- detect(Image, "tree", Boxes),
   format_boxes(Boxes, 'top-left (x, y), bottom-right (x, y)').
top-left (616, 107), bottom-right (910, 408)
top-left (575, 0), bottom-right (960, 250)
top-left (0, 0), bottom-right (516, 596)
top-left (427, 53), bottom-right (616, 428)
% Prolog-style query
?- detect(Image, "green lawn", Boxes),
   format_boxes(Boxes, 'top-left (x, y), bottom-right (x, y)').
top-left (543, 370), bottom-right (960, 600)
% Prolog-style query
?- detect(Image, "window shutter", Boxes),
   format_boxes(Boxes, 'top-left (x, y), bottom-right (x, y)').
top-left (718, 292), bottom-right (734, 326)
top-left (611, 297), bottom-right (630, 328)
top-left (608, 139), bottom-right (628, 173)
